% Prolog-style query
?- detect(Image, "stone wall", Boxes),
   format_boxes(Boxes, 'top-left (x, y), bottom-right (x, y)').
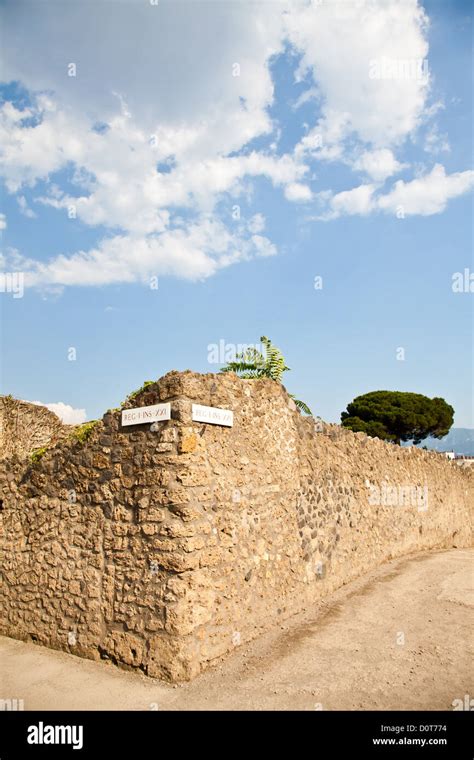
top-left (0, 372), bottom-right (472, 681)
top-left (0, 396), bottom-right (70, 461)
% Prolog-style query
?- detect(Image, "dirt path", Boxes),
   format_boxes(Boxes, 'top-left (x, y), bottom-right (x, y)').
top-left (1, 548), bottom-right (472, 711)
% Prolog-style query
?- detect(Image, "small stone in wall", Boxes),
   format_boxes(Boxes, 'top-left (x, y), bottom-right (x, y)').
top-left (179, 434), bottom-right (197, 453)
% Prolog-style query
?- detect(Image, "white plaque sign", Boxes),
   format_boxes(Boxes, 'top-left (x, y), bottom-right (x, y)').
top-left (121, 403), bottom-right (171, 427)
top-left (192, 404), bottom-right (233, 427)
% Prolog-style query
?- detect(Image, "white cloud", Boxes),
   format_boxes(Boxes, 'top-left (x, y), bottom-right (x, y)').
top-left (17, 195), bottom-right (37, 219)
top-left (0, 213), bottom-right (6, 230)
top-left (284, 182), bottom-right (312, 202)
top-left (292, 86), bottom-right (319, 110)
top-left (295, 111), bottom-right (348, 163)
top-left (0, 0), bottom-right (472, 287)
top-left (317, 164), bottom-right (474, 220)
top-left (286, 0), bottom-right (430, 151)
top-left (377, 164), bottom-right (474, 216)
top-left (6, 215), bottom-right (277, 288)
top-left (321, 183), bottom-right (375, 220)
top-left (1, 1), bottom-right (286, 142)
top-left (0, 94), bottom-right (306, 231)
top-left (352, 149), bottom-right (407, 182)
top-left (248, 213), bottom-right (266, 234)
top-left (30, 401), bottom-right (87, 425)
top-left (0, 1), bottom-right (296, 286)
top-left (424, 124), bottom-right (450, 155)
top-left (251, 234), bottom-right (277, 258)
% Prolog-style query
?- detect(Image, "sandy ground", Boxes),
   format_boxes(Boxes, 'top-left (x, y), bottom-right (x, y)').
top-left (1, 548), bottom-right (472, 711)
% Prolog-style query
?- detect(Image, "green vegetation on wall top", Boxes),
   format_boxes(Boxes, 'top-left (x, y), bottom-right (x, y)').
top-left (220, 336), bottom-right (312, 416)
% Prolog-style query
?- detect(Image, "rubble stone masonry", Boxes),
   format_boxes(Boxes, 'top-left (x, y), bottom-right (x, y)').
top-left (0, 372), bottom-right (472, 681)
top-left (0, 396), bottom-right (71, 461)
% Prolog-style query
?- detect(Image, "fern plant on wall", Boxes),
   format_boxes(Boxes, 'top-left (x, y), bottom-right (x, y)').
top-left (220, 335), bottom-right (312, 415)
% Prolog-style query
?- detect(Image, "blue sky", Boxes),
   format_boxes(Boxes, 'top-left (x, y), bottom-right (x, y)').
top-left (0, 0), bottom-right (472, 426)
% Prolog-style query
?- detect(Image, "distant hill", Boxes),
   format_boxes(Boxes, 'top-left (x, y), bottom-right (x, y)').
top-left (405, 428), bottom-right (474, 456)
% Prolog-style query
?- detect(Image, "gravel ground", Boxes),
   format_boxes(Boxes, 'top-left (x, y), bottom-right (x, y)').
top-left (1, 548), bottom-right (472, 711)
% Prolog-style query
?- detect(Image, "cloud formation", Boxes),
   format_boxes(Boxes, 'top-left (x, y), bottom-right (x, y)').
top-left (0, 0), bottom-right (472, 288)
top-left (30, 400), bottom-right (87, 425)
top-left (318, 165), bottom-right (474, 220)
